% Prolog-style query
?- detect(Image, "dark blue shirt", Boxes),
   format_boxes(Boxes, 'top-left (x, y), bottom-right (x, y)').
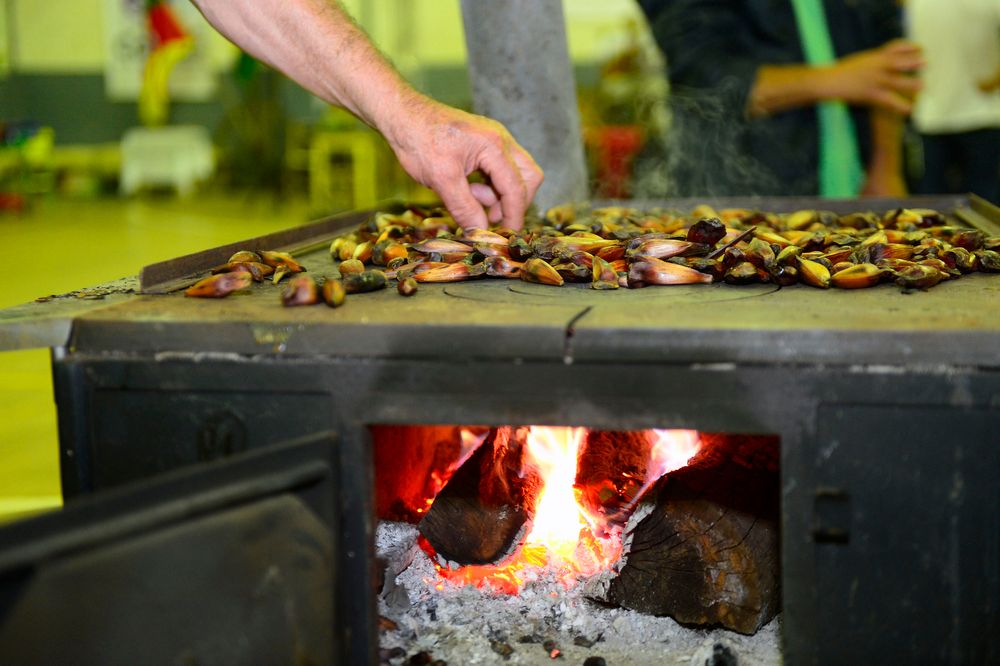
top-left (639, 0), bottom-right (901, 196)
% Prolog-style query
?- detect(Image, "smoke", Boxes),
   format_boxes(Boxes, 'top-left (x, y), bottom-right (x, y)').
top-left (633, 81), bottom-right (793, 199)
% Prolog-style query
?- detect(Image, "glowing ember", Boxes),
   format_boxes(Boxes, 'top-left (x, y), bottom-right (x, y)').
top-left (423, 427), bottom-right (702, 594)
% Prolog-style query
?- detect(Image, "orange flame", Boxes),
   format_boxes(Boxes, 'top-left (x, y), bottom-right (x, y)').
top-left (425, 427), bottom-right (701, 594)
top-left (628, 428), bottom-right (702, 509)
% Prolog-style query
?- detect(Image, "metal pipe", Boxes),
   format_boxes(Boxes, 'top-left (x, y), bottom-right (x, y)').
top-left (460, 0), bottom-right (589, 211)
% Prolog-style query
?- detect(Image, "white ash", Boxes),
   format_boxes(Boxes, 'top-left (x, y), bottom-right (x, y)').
top-left (376, 521), bottom-right (781, 666)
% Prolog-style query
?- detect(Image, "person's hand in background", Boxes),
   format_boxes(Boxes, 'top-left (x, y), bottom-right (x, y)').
top-left (750, 40), bottom-right (923, 118)
top-left (825, 39), bottom-right (925, 114)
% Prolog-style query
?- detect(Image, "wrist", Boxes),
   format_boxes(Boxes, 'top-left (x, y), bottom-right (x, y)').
top-left (370, 84), bottom-right (433, 152)
top-left (812, 64), bottom-right (843, 103)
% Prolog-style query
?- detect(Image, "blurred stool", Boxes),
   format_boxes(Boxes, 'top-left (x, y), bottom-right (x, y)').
top-left (120, 125), bottom-right (215, 196)
top-left (308, 129), bottom-right (379, 212)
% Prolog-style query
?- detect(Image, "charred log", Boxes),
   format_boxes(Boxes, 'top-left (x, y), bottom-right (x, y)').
top-left (575, 430), bottom-right (653, 529)
top-left (592, 436), bottom-right (780, 634)
top-left (419, 427), bottom-right (539, 565)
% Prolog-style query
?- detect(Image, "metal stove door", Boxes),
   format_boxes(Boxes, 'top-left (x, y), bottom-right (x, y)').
top-left (0, 432), bottom-right (342, 666)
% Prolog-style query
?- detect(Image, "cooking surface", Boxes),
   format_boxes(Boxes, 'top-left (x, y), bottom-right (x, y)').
top-left (3, 197), bottom-right (1000, 368)
top-left (65, 274), bottom-right (1000, 365)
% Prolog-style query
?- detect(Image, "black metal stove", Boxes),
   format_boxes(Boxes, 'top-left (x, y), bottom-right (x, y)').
top-left (1, 196), bottom-right (998, 664)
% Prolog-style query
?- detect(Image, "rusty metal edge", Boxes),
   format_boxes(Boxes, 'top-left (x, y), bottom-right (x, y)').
top-left (138, 206), bottom-right (382, 294)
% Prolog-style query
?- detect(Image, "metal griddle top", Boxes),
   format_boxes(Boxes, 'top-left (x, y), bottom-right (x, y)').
top-left (3, 196), bottom-right (999, 368)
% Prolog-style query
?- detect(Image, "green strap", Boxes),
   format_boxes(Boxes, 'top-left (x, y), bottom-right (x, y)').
top-left (790, 0), bottom-right (864, 197)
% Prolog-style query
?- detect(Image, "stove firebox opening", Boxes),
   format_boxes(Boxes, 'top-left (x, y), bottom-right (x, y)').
top-left (372, 425), bottom-right (782, 665)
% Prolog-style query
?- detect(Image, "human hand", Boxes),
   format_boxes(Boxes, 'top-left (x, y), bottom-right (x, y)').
top-left (825, 39), bottom-right (924, 114)
top-left (382, 95), bottom-right (544, 231)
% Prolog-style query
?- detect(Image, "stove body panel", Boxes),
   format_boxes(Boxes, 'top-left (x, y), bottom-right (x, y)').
top-left (9, 196), bottom-right (1000, 664)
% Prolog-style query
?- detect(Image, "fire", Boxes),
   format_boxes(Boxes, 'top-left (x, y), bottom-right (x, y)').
top-left (414, 427), bottom-right (488, 516)
top-left (424, 426), bottom-right (701, 594)
top-left (628, 428), bottom-right (702, 512)
top-left (521, 426), bottom-right (589, 562)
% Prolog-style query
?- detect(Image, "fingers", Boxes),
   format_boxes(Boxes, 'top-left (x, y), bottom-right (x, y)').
top-left (438, 175), bottom-right (490, 230)
top-left (887, 73), bottom-right (922, 99)
top-left (477, 141), bottom-right (530, 230)
top-left (511, 146), bottom-right (545, 203)
top-left (843, 42), bottom-right (923, 113)
top-left (470, 182), bottom-right (499, 207)
top-left (882, 39), bottom-right (922, 55)
top-left (487, 202), bottom-right (503, 223)
top-left (470, 182), bottom-right (503, 224)
top-left (887, 52), bottom-right (925, 74)
top-left (880, 40), bottom-right (924, 73)
top-left (871, 71), bottom-right (922, 115)
top-left (871, 88), bottom-right (914, 115)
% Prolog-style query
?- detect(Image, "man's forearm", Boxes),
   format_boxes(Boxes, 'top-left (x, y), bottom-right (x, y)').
top-left (190, 0), bottom-right (544, 230)
top-left (190, 0), bottom-right (420, 139)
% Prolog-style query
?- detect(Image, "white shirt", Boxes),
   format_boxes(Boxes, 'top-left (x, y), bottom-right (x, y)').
top-left (907, 0), bottom-right (1000, 133)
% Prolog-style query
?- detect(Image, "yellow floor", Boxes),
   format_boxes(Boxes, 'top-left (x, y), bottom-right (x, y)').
top-left (0, 194), bottom-right (312, 523)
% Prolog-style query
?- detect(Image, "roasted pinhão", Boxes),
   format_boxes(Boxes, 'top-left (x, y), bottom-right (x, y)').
top-left (304, 203), bottom-right (997, 299)
top-left (321, 279), bottom-right (346, 308)
top-left (185, 271), bottom-right (253, 298)
top-left (397, 277), bottom-right (419, 296)
top-left (281, 274), bottom-right (319, 306)
top-left (343, 269), bottom-right (389, 293)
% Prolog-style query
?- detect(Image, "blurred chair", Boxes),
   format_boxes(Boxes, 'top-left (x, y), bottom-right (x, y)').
top-left (120, 125), bottom-right (215, 196)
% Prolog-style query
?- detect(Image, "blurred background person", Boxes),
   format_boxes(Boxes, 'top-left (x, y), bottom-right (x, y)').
top-left (638, 0), bottom-right (922, 198)
top-left (907, 0), bottom-right (1000, 202)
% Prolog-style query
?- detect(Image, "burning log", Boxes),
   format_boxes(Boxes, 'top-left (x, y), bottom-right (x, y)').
top-left (419, 427), bottom-right (539, 566)
top-left (419, 428), bottom-right (667, 567)
top-left (588, 435), bottom-right (780, 634)
top-left (575, 430), bottom-right (653, 528)
top-left (372, 425), bottom-right (475, 522)
top-left (412, 425), bottom-right (777, 634)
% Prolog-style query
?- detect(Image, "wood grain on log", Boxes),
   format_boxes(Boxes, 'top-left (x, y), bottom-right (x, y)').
top-left (596, 440), bottom-right (780, 634)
